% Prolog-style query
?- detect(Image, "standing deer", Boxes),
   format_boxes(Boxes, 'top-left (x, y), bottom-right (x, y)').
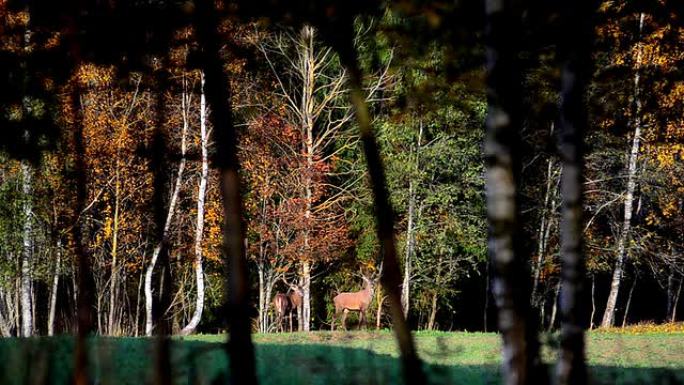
top-left (272, 279), bottom-right (304, 332)
top-left (331, 276), bottom-right (374, 331)
top-left (272, 293), bottom-right (290, 333)
top-left (285, 281), bottom-right (303, 332)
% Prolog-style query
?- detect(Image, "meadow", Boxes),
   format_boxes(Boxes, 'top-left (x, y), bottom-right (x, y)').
top-left (1, 327), bottom-right (683, 385)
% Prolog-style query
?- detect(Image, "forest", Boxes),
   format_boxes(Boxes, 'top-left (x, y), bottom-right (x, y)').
top-left (0, 0), bottom-right (682, 343)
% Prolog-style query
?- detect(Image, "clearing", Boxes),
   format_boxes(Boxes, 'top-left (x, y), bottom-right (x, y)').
top-left (1, 330), bottom-right (682, 384)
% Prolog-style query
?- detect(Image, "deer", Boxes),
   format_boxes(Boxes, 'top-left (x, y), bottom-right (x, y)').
top-left (272, 293), bottom-right (290, 333)
top-left (331, 275), bottom-right (375, 331)
top-left (284, 280), bottom-right (303, 332)
top-left (272, 278), bottom-right (303, 332)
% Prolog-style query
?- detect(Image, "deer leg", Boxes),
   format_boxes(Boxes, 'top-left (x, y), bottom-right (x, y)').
top-left (359, 310), bottom-right (365, 330)
top-left (341, 309), bottom-right (349, 331)
top-left (289, 312), bottom-right (293, 333)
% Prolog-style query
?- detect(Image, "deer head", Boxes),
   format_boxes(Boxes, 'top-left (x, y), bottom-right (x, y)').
top-left (281, 277), bottom-right (303, 308)
top-left (361, 275), bottom-right (374, 295)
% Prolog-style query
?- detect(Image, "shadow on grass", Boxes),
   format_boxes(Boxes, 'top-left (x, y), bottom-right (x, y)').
top-left (0, 337), bottom-right (681, 385)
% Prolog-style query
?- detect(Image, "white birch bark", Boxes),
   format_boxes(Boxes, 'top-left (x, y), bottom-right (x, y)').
top-left (20, 159), bottom-right (33, 337)
top-left (301, 261), bottom-right (311, 331)
top-left (601, 13), bottom-right (645, 328)
top-left (401, 181), bottom-right (415, 319)
top-left (181, 72), bottom-right (208, 335)
top-left (257, 266), bottom-right (265, 333)
top-left (144, 87), bottom-right (188, 336)
top-left (300, 26), bottom-right (315, 332)
top-left (48, 239), bottom-right (61, 336)
top-left (401, 122), bottom-right (422, 319)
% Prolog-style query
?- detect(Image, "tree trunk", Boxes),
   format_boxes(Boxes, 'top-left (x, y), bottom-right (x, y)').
top-left (196, 3), bottom-right (258, 383)
top-left (590, 275), bottom-right (596, 330)
top-left (20, 159), bottom-right (33, 337)
top-left (134, 255), bottom-right (144, 337)
top-left (532, 128), bottom-right (554, 305)
top-left (427, 291), bottom-right (438, 331)
top-left (621, 276), bottom-right (637, 327)
top-left (181, 72), bottom-right (207, 336)
top-left (48, 239), bottom-right (62, 336)
top-left (301, 261), bottom-right (311, 331)
top-left (548, 281), bottom-right (561, 331)
top-left (257, 267), bottom-right (265, 333)
top-left (666, 267), bottom-right (681, 322)
top-left (14, 277), bottom-right (20, 333)
top-left (402, 181), bottom-right (415, 319)
top-left (265, 275), bottom-right (275, 332)
top-left (376, 291), bottom-right (384, 330)
top-left (108, 169), bottom-right (121, 336)
top-left (402, 122), bottom-right (422, 320)
top-left (555, 3), bottom-right (592, 381)
top-left (70, 265), bottom-right (78, 331)
top-left (483, 1), bottom-right (545, 383)
top-left (144, 127), bottom-right (186, 336)
top-left (484, 262), bottom-right (490, 332)
top-left (602, 12), bottom-right (645, 328)
top-left (300, 26), bottom-right (316, 333)
top-left (339, 38), bottom-right (426, 384)
top-left (0, 290), bottom-right (11, 336)
top-left (672, 276), bottom-right (683, 322)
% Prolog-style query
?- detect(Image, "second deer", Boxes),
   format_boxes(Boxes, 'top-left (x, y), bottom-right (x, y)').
top-left (331, 276), bottom-right (374, 331)
top-left (273, 280), bottom-right (303, 332)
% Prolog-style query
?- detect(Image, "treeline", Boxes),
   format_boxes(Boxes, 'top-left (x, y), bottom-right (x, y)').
top-left (0, 1), bottom-right (682, 337)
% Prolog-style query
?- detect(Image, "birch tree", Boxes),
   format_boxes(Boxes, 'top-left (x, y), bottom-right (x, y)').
top-left (258, 25), bottom-right (391, 330)
top-left (47, 238), bottom-right (61, 336)
top-left (19, 158), bottom-right (33, 337)
top-left (601, 12), bottom-right (645, 328)
top-left (484, 0), bottom-right (546, 383)
top-left (181, 72), bottom-right (208, 335)
top-left (144, 86), bottom-right (188, 336)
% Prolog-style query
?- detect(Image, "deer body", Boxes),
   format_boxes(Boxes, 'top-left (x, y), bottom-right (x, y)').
top-left (272, 283), bottom-right (303, 332)
top-left (286, 287), bottom-right (302, 332)
top-left (273, 293), bottom-right (290, 333)
top-left (332, 277), bottom-right (374, 330)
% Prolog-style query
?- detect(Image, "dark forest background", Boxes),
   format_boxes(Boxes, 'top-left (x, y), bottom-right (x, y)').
top-left (0, 0), bottom-right (682, 340)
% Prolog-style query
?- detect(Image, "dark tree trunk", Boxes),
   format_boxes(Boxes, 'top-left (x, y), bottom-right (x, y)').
top-left (483, 1), bottom-right (546, 384)
top-left (151, 55), bottom-right (172, 385)
top-left (65, 9), bottom-right (94, 385)
top-left (484, 262), bottom-right (490, 333)
top-left (554, 1), bottom-right (594, 384)
top-left (195, 2), bottom-right (258, 385)
top-left (590, 275), bottom-right (596, 330)
top-left (328, 24), bottom-right (426, 384)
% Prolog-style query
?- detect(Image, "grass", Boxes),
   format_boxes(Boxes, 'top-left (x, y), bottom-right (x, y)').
top-left (1, 329), bottom-right (683, 384)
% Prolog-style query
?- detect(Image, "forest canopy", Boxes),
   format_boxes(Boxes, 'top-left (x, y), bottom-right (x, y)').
top-left (0, 0), bottom-right (682, 341)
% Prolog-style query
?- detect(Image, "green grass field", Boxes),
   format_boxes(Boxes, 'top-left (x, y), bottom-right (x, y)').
top-left (1, 330), bottom-right (683, 384)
